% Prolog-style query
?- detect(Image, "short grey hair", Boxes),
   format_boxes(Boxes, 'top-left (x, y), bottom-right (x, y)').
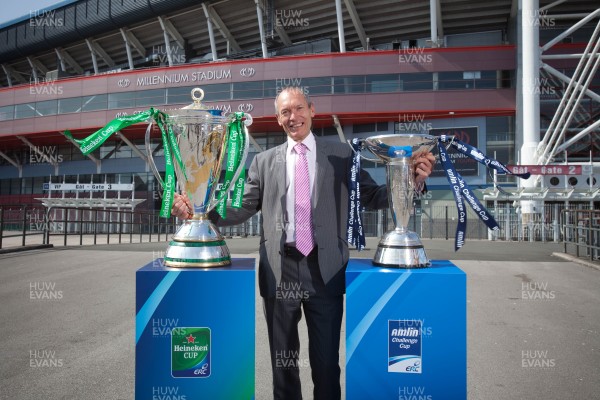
top-left (274, 86), bottom-right (312, 114)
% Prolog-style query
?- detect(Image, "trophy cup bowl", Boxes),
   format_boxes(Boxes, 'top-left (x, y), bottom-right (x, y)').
top-left (362, 133), bottom-right (437, 268)
top-left (146, 88), bottom-right (249, 267)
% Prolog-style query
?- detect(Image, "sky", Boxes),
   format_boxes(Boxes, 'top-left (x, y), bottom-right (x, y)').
top-left (1, 0), bottom-right (67, 26)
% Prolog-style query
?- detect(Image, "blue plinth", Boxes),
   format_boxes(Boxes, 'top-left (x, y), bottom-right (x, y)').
top-left (135, 258), bottom-right (255, 400)
top-left (346, 259), bottom-right (466, 400)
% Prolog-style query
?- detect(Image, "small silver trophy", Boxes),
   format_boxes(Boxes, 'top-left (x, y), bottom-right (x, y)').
top-left (360, 134), bottom-right (437, 268)
top-left (146, 88), bottom-right (249, 267)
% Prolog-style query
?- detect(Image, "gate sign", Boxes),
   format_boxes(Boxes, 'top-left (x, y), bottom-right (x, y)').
top-left (43, 183), bottom-right (134, 191)
top-left (506, 165), bottom-right (582, 175)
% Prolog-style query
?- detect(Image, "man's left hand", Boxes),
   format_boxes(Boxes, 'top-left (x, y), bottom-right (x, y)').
top-left (414, 152), bottom-right (436, 188)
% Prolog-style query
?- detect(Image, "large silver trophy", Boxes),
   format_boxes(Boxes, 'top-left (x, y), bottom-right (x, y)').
top-left (361, 134), bottom-right (437, 268)
top-left (146, 88), bottom-right (249, 268)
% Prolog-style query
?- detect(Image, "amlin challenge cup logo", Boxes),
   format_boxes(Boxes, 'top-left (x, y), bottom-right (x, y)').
top-left (171, 327), bottom-right (211, 378)
top-left (388, 320), bottom-right (422, 373)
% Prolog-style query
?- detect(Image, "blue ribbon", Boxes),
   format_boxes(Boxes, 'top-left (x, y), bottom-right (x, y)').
top-left (346, 135), bottom-right (531, 252)
top-left (437, 135), bottom-right (530, 250)
top-left (347, 139), bottom-right (365, 251)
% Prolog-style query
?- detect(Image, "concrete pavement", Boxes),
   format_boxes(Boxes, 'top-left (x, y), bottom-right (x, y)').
top-left (0, 238), bottom-right (599, 399)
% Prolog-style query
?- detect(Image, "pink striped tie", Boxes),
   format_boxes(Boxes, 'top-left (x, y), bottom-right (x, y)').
top-left (294, 143), bottom-right (314, 256)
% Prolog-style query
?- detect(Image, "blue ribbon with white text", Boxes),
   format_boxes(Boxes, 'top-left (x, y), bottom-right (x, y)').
top-left (437, 135), bottom-right (530, 250)
top-left (347, 139), bottom-right (365, 251)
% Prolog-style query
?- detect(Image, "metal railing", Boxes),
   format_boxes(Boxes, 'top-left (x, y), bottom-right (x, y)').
top-left (562, 209), bottom-right (600, 262)
top-left (1, 204), bottom-right (598, 262)
top-left (0, 205), bottom-right (178, 249)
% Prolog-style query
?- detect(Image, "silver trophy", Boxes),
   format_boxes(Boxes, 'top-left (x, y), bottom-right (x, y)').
top-left (360, 134), bottom-right (437, 268)
top-left (146, 88), bottom-right (249, 267)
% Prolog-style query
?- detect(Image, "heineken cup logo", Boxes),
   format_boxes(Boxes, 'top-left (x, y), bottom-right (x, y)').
top-left (171, 327), bottom-right (211, 378)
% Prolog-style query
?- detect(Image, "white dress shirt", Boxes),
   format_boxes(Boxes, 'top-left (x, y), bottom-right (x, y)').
top-left (285, 132), bottom-right (317, 244)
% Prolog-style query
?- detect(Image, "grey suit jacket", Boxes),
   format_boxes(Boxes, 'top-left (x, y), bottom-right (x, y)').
top-left (212, 137), bottom-right (388, 297)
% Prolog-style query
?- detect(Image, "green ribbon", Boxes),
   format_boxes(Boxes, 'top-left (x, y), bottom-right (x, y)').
top-left (63, 108), bottom-right (246, 220)
top-left (63, 108), bottom-right (185, 218)
top-left (215, 112), bottom-right (247, 219)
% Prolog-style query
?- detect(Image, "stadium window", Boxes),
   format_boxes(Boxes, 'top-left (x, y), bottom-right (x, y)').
top-left (353, 123), bottom-right (376, 133)
top-left (15, 103), bottom-right (36, 119)
top-left (82, 94), bottom-right (107, 112)
top-left (108, 92), bottom-right (135, 109)
top-left (59, 97), bottom-right (82, 114)
top-left (203, 83), bottom-right (232, 102)
top-left (367, 74), bottom-right (400, 93)
top-left (232, 81), bottom-right (264, 100)
top-left (35, 100), bottom-right (58, 116)
top-left (475, 70), bottom-right (498, 89)
top-left (437, 71), bottom-right (466, 90)
top-left (400, 73), bottom-right (433, 91)
top-left (303, 77), bottom-right (332, 95)
top-left (333, 76), bottom-right (365, 94)
top-left (0, 105), bottom-right (14, 121)
top-left (136, 89), bottom-right (166, 107)
top-left (167, 86), bottom-right (196, 105)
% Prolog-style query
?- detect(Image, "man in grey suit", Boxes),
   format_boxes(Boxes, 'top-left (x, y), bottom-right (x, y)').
top-left (173, 87), bottom-right (435, 399)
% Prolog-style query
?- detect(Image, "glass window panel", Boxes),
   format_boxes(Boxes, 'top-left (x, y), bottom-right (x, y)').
top-left (302, 77), bottom-right (332, 95)
top-left (108, 92), bottom-right (135, 109)
top-left (476, 70), bottom-right (498, 89)
top-left (232, 81), bottom-right (263, 100)
top-left (32, 177), bottom-right (46, 194)
top-left (437, 71), bottom-right (466, 90)
top-left (36, 100), bottom-right (58, 116)
top-left (353, 123), bottom-right (376, 133)
top-left (203, 83), bottom-right (231, 102)
top-left (167, 86), bottom-right (196, 105)
top-left (334, 76), bottom-right (365, 94)
top-left (82, 94), bottom-right (107, 112)
top-left (0, 105), bottom-right (14, 121)
top-left (15, 103), bottom-right (36, 119)
top-left (401, 73), bottom-right (433, 91)
top-left (367, 74), bottom-right (400, 93)
top-left (59, 97), bottom-right (82, 114)
top-left (136, 89), bottom-right (166, 107)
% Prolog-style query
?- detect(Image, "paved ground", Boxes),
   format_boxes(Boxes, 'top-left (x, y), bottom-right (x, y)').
top-left (0, 237), bottom-right (599, 399)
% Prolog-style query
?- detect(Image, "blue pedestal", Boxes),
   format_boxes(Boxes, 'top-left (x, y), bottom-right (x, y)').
top-left (135, 258), bottom-right (255, 400)
top-left (346, 259), bottom-right (466, 400)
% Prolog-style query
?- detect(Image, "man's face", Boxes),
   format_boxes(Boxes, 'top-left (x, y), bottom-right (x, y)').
top-left (275, 89), bottom-right (315, 142)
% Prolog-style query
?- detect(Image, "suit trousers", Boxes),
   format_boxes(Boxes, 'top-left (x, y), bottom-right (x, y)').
top-left (263, 246), bottom-right (344, 400)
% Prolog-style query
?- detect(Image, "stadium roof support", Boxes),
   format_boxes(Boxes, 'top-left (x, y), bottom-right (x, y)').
top-left (63, 132), bottom-right (101, 173)
top-left (1, 64), bottom-right (27, 86)
top-left (429, 0), bottom-right (443, 47)
top-left (535, 11), bottom-right (600, 167)
top-left (17, 135), bottom-right (58, 175)
top-left (54, 48), bottom-right (84, 75)
top-left (332, 115), bottom-right (346, 143)
top-left (335, 0), bottom-right (346, 53)
top-left (255, 0), bottom-right (269, 59)
top-left (202, 3), bottom-right (218, 61)
top-left (115, 131), bottom-right (148, 167)
top-left (120, 29), bottom-right (135, 70)
top-left (343, 0), bottom-right (367, 50)
top-left (203, 5), bottom-right (241, 53)
top-left (158, 16), bottom-right (174, 67)
top-left (0, 150), bottom-right (22, 177)
top-left (158, 16), bottom-right (185, 49)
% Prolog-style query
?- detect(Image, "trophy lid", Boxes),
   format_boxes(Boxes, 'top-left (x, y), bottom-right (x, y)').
top-left (365, 133), bottom-right (437, 163)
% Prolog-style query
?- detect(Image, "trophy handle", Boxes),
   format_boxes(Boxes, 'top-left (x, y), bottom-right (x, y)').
top-left (145, 122), bottom-right (165, 192)
top-left (206, 115), bottom-right (251, 212)
top-left (347, 139), bottom-right (384, 163)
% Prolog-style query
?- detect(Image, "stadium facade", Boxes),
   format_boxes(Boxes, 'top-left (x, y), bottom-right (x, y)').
top-left (0, 0), bottom-right (598, 214)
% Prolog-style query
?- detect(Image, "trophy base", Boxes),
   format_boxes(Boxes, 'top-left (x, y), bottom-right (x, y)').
top-left (164, 218), bottom-right (231, 268)
top-left (373, 229), bottom-right (430, 268)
